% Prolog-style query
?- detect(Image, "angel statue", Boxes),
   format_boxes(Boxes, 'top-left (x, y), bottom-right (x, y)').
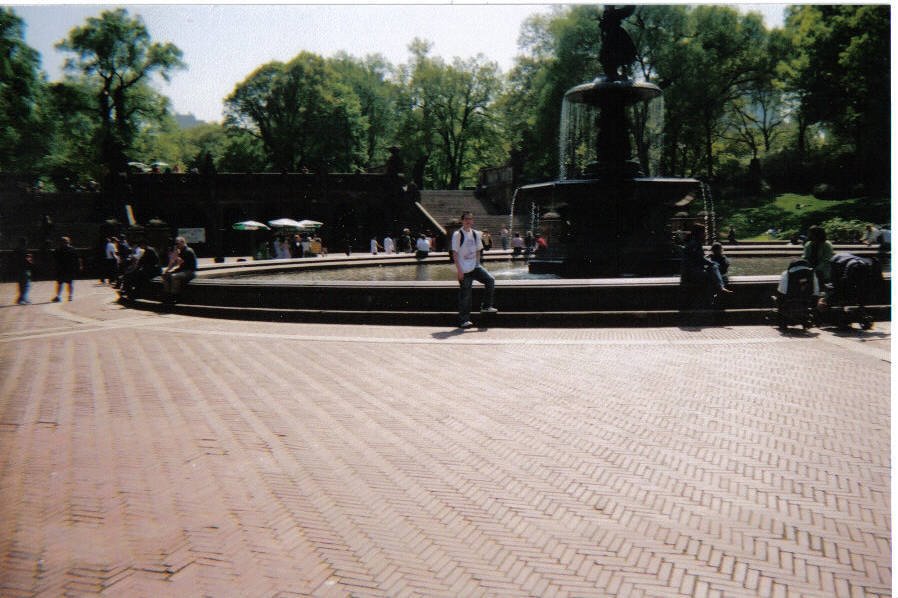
top-left (599, 5), bottom-right (638, 80)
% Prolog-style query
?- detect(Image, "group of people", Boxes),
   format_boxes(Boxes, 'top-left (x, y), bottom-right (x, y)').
top-left (267, 233), bottom-right (324, 260)
top-left (12, 216), bottom-right (885, 332)
top-left (12, 235), bottom-right (82, 305)
top-left (364, 224), bottom-right (544, 263)
top-left (97, 234), bottom-right (197, 303)
top-left (100, 235), bottom-right (135, 288)
top-left (681, 221), bottom-right (887, 323)
top-left (368, 229), bottom-right (437, 259)
top-left (12, 233), bottom-right (196, 306)
top-left (115, 235), bottom-right (197, 303)
top-left (510, 230), bottom-right (548, 258)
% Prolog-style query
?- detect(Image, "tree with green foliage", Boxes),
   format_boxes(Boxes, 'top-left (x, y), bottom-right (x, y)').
top-left (225, 52), bottom-right (367, 172)
top-left (0, 8), bottom-right (50, 175)
top-left (396, 40), bottom-right (504, 189)
top-left (719, 24), bottom-right (789, 163)
top-left (57, 8), bottom-right (184, 179)
top-left (41, 80), bottom-right (101, 186)
top-left (652, 6), bottom-right (770, 179)
top-left (781, 5), bottom-right (890, 195)
top-left (328, 52), bottom-right (401, 169)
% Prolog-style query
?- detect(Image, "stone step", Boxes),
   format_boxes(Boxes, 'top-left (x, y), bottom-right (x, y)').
top-left (419, 190), bottom-right (528, 233)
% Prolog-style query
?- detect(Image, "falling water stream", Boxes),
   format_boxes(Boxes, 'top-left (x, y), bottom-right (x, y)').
top-left (508, 188), bottom-right (518, 236)
top-left (700, 182), bottom-right (717, 242)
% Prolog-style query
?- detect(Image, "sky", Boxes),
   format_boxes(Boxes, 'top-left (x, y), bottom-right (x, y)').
top-left (10, 3), bottom-right (787, 124)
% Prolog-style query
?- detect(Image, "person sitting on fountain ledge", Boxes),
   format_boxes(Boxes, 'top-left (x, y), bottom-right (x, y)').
top-left (682, 224), bottom-right (732, 296)
top-left (452, 211), bottom-right (498, 328)
top-left (162, 236), bottom-right (197, 304)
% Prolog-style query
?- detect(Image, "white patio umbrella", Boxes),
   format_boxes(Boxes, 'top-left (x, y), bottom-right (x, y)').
top-left (268, 218), bottom-right (304, 230)
top-left (232, 220), bottom-right (270, 231)
top-left (297, 219), bottom-right (323, 230)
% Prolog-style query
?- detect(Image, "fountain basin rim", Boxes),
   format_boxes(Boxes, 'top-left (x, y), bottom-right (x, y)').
top-left (198, 246), bottom-right (885, 285)
top-left (194, 274), bottom-right (783, 289)
top-left (138, 251), bottom-right (889, 326)
top-left (565, 78), bottom-right (662, 104)
top-left (518, 177), bottom-right (702, 191)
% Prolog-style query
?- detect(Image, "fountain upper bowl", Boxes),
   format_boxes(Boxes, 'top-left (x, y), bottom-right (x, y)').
top-left (565, 77), bottom-right (662, 105)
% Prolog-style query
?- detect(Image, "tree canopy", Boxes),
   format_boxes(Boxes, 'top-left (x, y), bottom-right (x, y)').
top-left (224, 52), bottom-right (366, 172)
top-left (1, 5), bottom-right (891, 198)
top-left (56, 8), bottom-right (184, 179)
top-left (0, 8), bottom-right (50, 175)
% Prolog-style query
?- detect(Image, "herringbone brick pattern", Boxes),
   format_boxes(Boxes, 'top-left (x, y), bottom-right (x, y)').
top-left (0, 282), bottom-right (890, 597)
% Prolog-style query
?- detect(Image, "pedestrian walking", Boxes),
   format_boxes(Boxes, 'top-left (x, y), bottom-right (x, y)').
top-left (52, 236), bottom-right (81, 302)
top-left (13, 237), bottom-right (33, 304)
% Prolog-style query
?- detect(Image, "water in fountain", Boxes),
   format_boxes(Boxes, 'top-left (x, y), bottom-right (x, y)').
top-left (226, 257), bottom-right (828, 283)
top-left (559, 94), bottom-right (665, 180)
top-left (559, 99), bottom-right (598, 179)
top-left (530, 200), bottom-right (539, 236)
top-left (700, 182), bottom-right (717, 242)
top-left (508, 188), bottom-right (518, 236)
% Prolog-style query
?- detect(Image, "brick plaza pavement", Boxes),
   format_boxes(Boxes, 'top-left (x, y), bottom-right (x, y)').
top-left (0, 281), bottom-right (891, 597)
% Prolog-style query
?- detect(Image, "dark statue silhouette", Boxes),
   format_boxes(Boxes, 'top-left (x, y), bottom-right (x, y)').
top-left (599, 5), bottom-right (638, 80)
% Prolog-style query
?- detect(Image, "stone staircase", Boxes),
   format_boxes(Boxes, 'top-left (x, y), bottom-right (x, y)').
top-left (418, 190), bottom-right (528, 235)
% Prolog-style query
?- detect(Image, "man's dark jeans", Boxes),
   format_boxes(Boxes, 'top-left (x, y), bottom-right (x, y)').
top-left (458, 265), bottom-right (495, 325)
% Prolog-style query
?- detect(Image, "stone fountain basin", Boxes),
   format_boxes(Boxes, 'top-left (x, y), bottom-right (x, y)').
top-left (135, 250), bottom-right (891, 327)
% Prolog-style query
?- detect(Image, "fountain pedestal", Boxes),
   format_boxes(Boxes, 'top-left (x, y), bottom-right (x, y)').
top-left (522, 176), bottom-right (699, 276)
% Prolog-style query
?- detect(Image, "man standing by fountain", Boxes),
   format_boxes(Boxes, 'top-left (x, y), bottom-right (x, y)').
top-left (452, 211), bottom-right (498, 328)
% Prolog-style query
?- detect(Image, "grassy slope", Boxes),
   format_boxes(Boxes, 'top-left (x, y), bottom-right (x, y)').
top-left (718, 193), bottom-right (891, 241)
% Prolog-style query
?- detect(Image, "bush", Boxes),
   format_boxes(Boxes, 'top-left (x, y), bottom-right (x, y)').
top-left (820, 217), bottom-right (869, 243)
top-left (813, 183), bottom-right (838, 200)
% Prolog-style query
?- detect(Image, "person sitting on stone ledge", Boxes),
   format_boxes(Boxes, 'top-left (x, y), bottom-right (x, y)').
top-left (161, 236), bottom-right (197, 304)
top-left (708, 242), bottom-right (730, 286)
top-left (120, 239), bottom-right (161, 301)
top-left (681, 224), bottom-right (732, 296)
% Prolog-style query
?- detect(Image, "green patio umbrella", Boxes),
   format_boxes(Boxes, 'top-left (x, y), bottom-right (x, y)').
top-left (232, 220), bottom-right (270, 231)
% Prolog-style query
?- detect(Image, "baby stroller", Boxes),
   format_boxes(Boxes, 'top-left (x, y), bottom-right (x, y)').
top-left (820, 253), bottom-right (883, 330)
top-left (771, 259), bottom-right (819, 330)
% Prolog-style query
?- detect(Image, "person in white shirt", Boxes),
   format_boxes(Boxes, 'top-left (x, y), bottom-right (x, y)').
top-left (415, 234), bottom-right (430, 259)
top-left (383, 234), bottom-right (395, 254)
top-left (102, 237), bottom-right (119, 284)
top-left (451, 211), bottom-right (498, 328)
